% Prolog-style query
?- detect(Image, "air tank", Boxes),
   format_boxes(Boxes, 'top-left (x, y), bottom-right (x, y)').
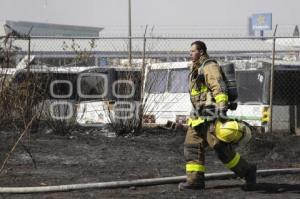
top-left (220, 63), bottom-right (238, 109)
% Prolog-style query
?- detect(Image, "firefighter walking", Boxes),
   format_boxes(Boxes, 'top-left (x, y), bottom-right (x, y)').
top-left (178, 41), bottom-right (256, 191)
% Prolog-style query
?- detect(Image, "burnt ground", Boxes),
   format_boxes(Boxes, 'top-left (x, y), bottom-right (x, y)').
top-left (0, 126), bottom-right (300, 199)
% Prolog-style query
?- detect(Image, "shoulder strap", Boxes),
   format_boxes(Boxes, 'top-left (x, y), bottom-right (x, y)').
top-left (201, 59), bottom-right (218, 68)
top-left (198, 59), bottom-right (218, 74)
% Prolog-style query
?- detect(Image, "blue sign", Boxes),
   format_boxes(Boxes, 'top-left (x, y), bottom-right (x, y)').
top-left (251, 13), bottom-right (272, 31)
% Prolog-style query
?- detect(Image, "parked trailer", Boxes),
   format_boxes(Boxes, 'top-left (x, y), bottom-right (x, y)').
top-left (143, 62), bottom-right (192, 125)
top-left (0, 64), bottom-right (142, 127)
top-left (76, 66), bottom-right (142, 127)
top-left (143, 61), bottom-right (269, 128)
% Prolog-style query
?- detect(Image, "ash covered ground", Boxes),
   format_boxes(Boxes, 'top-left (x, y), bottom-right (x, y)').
top-left (0, 127), bottom-right (300, 199)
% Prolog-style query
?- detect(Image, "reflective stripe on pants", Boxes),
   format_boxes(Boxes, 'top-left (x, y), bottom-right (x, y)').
top-left (224, 152), bottom-right (241, 169)
top-left (186, 163), bottom-right (206, 172)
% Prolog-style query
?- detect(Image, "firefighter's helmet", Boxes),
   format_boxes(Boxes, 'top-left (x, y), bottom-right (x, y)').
top-left (215, 120), bottom-right (252, 145)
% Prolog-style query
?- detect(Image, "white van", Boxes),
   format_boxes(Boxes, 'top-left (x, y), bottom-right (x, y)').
top-left (143, 62), bottom-right (192, 125)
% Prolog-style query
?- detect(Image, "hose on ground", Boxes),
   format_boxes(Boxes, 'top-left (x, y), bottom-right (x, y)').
top-left (1, 168), bottom-right (300, 193)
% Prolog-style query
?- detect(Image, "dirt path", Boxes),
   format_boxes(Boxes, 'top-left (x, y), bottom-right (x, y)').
top-left (0, 128), bottom-right (299, 198)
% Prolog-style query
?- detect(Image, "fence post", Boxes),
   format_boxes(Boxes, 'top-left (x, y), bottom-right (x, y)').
top-left (269, 24), bottom-right (278, 133)
top-left (25, 36), bottom-right (32, 133)
top-left (141, 25), bottom-right (148, 100)
top-left (128, 0), bottom-right (132, 66)
top-left (138, 26), bottom-right (148, 129)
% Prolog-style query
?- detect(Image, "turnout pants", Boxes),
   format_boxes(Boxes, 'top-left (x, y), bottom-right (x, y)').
top-left (184, 121), bottom-right (251, 185)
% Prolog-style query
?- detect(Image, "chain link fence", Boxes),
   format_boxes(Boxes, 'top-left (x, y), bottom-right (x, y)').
top-left (1, 35), bottom-right (300, 135)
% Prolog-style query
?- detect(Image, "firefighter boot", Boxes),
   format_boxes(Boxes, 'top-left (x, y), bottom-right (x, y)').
top-left (178, 172), bottom-right (205, 191)
top-left (244, 164), bottom-right (257, 191)
top-left (230, 156), bottom-right (257, 191)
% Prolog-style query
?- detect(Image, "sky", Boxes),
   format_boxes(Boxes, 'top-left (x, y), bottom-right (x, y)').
top-left (0, 0), bottom-right (299, 36)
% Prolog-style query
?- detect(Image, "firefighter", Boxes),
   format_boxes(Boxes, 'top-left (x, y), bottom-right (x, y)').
top-left (178, 41), bottom-right (256, 191)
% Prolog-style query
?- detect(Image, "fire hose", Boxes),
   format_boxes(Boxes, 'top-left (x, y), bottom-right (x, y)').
top-left (0, 168), bottom-right (299, 193)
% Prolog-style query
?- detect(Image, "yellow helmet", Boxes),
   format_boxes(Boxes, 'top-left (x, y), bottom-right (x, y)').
top-left (215, 120), bottom-right (252, 145)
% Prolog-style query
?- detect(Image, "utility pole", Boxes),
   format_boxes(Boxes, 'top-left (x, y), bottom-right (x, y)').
top-left (269, 24), bottom-right (278, 134)
top-left (128, 0), bottom-right (132, 66)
